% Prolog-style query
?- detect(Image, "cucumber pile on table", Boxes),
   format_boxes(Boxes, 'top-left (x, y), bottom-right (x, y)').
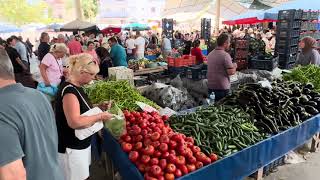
top-left (169, 106), bottom-right (266, 157)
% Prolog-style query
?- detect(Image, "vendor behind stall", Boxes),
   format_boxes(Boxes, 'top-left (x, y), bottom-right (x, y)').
top-left (296, 36), bottom-right (320, 66)
top-left (207, 33), bottom-right (237, 101)
top-left (109, 37), bottom-right (128, 67)
top-left (191, 40), bottom-right (205, 64)
top-left (161, 34), bottom-right (172, 60)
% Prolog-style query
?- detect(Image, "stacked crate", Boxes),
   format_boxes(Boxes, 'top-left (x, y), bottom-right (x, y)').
top-left (275, 9), bottom-right (303, 69)
top-left (300, 10), bottom-right (320, 46)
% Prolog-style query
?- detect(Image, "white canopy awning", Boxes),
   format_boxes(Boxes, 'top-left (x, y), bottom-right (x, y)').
top-left (162, 0), bottom-right (248, 21)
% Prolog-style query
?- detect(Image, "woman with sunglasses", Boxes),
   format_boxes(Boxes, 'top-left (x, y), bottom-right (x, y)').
top-left (55, 53), bottom-right (113, 180)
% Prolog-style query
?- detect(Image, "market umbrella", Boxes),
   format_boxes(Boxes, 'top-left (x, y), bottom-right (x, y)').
top-left (60, 19), bottom-right (98, 32)
top-left (0, 23), bottom-right (22, 33)
top-left (123, 23), bottom-right (150, 31)
top-left (101, 26), bottom-right (122, 35)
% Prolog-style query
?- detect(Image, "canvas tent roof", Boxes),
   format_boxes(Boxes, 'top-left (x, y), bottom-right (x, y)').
top-left (162, 0), bottom-right (248, 21)
top-left (60, 19), bottom-right (98, 32)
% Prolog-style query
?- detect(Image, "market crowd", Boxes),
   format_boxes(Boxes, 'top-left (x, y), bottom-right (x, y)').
top-left (1, 24), bottom-right (320, 180)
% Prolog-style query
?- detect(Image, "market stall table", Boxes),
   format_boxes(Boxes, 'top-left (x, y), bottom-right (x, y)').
top-left (133, 66), bottom-right (167, 76)
top-left (95, 114), bottom-right (320, 180)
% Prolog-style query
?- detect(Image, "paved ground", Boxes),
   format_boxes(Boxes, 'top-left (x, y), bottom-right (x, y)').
top-left (30, 57), bottom-right (320, 180)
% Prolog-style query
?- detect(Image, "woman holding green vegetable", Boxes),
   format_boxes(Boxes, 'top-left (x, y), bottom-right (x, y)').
top-left (296, 36), bottom-right (320, 66)
top-left (55, 53), bottom-right (113, 180)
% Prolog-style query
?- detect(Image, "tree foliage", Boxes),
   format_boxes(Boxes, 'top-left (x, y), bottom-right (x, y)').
top-left (0, 0), bottom-right (55, 26)
top-left (82, 0), bottom-right (99, 20)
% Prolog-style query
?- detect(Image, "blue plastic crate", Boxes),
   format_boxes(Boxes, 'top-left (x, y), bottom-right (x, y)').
top-left (145, 55), bottom-right (158, 61)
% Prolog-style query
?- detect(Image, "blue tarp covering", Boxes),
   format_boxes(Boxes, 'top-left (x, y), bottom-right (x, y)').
top-left (229, 0), bottom-right (320, 21)
top-left (0, 23), bottom-right (22, 33)
top-left (96, 114), bottom-right (320, 180)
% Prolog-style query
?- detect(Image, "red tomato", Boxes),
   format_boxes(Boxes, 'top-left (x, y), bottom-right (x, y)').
top-left (161, 151), bottom-right (170, 159)
top-left (141, 129), bottom-right (148, 136)
top-left (195, 161), bottom-right (203, 169)
top-left (152, 141), bottom-right (161, 148)
top-left (202, 157), bottom-right (212, 165)
top-left (209, 153), bottom-right (218, 162)
top-left (169, 150), bottom-right (176, 155)
top-left (174, 169), bottom-right (182, 178)
top-left (151, 132), bottom-right (161, 141)
top-left (191, 146), bottom-right (201, 153)
top-left (129, 117), bottom-right (135, 123)
top-left (187, 156), bottom-right (197, 164)
top-left (134, 142), bottom-right (143, 150)
top-left (186, 164), bottom-right (196, 172)
top-left (159, 159), bottom-right (167, 170)
top-left (154, 150), bottom-right (162, 157)
top-left (128, 130), bottom-right (135, 136)
top-left (129, 151), bottom-right (139, 162)
top-left (179, 165), bottom-right (188, 175)
top-left (140, 122), bottom-right (148, 129)
top-left (132, 125), bottom-right (142, 135)
top-left (150, 158), bottom-right (159, 165)
top-left (159, 135), bottom-right (170, 144)
top-left (176, 156), bottom-right (186, 166)
top-left (144, 138), bottom-right (153, 146)
top-left (185, 137), bottom-right (194, 144)
top-left (150, 122), bottom-right (156, 128)
top-left (144, 173), bottom-right (157, 180)
top-left (177, 145), bottom-right (188, 156)
top-left (122, 143), bottom-right (132, 153)
top-left (138, 163), bottom-right (146, 173)
top-left (181, 134), bottom-right (186, 139)
top-left (123, 135), bottom-right (132, 143)
top-left (158, 176), bottom-right (165, 180)
top-left (159, 143), bottom-right (169, 152)
top-left (164, 173), bottom-right (175, 180)
top-left (168, 141), bottom-right (177, 149)
top-left (135, 135), bottom-right (143, 142)
top-left (195, 152), bottom-right (209, 163)
top-left (149, 165), bottom-right (162, 177)
top-left (168, 154), bottom-right (177, 164)
top-left (143, 145), bottom-right (155, 156)
top-left (162, 115), bottom-right (169, 121)
top-left (141, 155), bottom-right (151, 164)
top-left (166, 163), bottom-right (176, 173)
top-left (153, 127), bottom-right (162, 134)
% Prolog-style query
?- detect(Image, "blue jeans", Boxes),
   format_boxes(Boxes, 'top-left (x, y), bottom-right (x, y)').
top-left (208, 89), bottom-right (230, 102)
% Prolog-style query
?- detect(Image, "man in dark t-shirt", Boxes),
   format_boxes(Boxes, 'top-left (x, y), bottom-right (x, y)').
top-left (38, 32), bottom-right (51, 61)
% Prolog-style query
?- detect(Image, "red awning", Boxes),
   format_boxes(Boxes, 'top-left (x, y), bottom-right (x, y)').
top-left (223, 17), bottom-right (277, 25)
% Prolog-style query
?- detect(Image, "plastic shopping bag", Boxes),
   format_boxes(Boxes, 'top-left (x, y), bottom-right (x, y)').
top-left (36, 82), bottom-right (58, 96)
top-left (105, 103), bottom-right (126, 139)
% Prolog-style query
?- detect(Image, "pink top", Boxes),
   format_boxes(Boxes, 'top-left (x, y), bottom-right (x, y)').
top-left (207, 47), bottom-right (233, 90)
top-left (84, 50), bottom-right (99, 64)
top-left (41, 53), bottom-right (63, 86)
top-left (67, 40), bottom-right (82, 55)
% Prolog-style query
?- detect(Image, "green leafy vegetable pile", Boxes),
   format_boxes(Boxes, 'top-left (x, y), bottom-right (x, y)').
top-left (85, 80), bottom-right (160, 111)
top-left (283, 65), bottom-right (320, 92)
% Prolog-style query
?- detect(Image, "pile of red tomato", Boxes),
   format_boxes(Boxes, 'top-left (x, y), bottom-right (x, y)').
top-left (120, 110), bottom-right (218, 180)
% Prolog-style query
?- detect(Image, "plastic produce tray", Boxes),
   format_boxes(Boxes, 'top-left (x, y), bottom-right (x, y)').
top-left (277, 29), bottom-right (300, 38)
top-left (278, 9), bottom-right (302, 20)
top-left (249, 56), bottom-right (278, 71)
top-left (276, 37), bottom-right (299, 47)
top-left (277, 20), bottom-right (301, 29)
top-left (93, 114), bottom-right (320, 180)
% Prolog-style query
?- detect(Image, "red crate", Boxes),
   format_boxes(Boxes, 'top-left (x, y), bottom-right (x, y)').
top-left (167, 57), bottom-right (175, 66)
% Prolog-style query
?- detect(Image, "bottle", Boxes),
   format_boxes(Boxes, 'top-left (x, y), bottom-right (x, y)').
top-left (209, 92), bottom-right (215, 105)
top-left (206, 92), bottom-right (215, 105)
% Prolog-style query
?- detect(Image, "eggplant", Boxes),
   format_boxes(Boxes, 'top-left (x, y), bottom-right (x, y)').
top-left (304, 105), bottom-right (319, 115)
top-left (299, 95), bottom-right (309, 104)
top-left (305, 101), bottom-right (318, 107)
top-left (305, 83), bottom-right (314, 90)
